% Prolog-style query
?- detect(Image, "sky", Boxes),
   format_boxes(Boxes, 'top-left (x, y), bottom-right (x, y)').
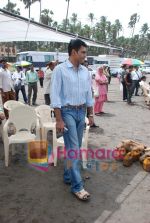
top-left (0, 0), bottom-right (150, 37)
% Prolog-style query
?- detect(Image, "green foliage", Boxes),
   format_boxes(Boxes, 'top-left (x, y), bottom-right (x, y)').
top-left (3, 1), bottom-right (20, 15)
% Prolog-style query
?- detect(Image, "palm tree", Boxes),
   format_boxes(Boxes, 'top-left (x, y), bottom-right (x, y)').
top-left (39, 0), bottom-right (42, 22)
top-left (3, 1), bottom-right (20, 15)
top-left (20, 0), bottom-right (39, 18)
top-left (115, 19), bottom-right (122, 37)
top-left (128, 13), bottom-right (140, 37)
top-left (99, 16), bottom-right (107, 42)
top-left (70, 13), bottom-right (77, 33)
top-left (65, 0), bottom-right (70, 30)
top-left (40, 9), bottom-right (54, 26)
top-left (88, 13), bottom-right (94, 28)
top-left (140, 23), bottom-right (149, 37)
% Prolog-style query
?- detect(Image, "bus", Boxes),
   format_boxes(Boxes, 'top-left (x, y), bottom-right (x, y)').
top-left (87, 56), bottom-right (109, 70)
top-left (16, 51), bottom-right (68, 69)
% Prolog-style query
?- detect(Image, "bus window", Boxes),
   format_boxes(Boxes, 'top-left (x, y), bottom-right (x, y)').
top-left (26, 56), bottom-right (32, 62)
top-left (16, 54), bottom-right (27, 61)
top-left (87, 57), bottom-right (94, 65)
top-left (94, 60), bottom-right (108, 65)
top-left (44, 55), bottom-right (54, 62)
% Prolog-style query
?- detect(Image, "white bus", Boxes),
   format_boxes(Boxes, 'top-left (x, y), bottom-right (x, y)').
top-left (87, 56), bottom-right (109, 70)
top-left (16, 51), bottom-right (68, 69)
top-left (87, 55), bottom-right (124, 69)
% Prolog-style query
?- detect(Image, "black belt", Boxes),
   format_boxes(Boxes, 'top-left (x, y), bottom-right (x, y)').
top-left (62, 104), bottom-right (86, 109)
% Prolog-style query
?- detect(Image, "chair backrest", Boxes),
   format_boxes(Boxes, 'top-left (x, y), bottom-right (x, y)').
top-left (141, 85), bottom-right (148, 97)
top-left (9, 106), bottom-right (37, 132)
top-left (35, 105), bottom-right (54, 123)
top-left (4, 100), bottom-right (24, 111)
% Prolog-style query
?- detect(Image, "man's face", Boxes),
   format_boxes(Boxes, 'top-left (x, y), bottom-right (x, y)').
top-left (73, 46), bottom-right (87, 64)
top-left (2, 62), bottom-right (8, 69)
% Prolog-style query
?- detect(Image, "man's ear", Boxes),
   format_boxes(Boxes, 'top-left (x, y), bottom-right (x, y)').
top-left (72, 49), bottom-right (77, 56)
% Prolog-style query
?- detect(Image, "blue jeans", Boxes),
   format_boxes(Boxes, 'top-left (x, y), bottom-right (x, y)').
top-left (61, 107), bottom-right (86, 193)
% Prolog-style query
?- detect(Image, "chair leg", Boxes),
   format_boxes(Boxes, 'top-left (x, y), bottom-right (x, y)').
top-left (82, 151), bottom-right (88, 169)
top-left (4, 142), bottom-right (9, 167)
top-left (43, 128), bottom-right (47, 141)
top-left (53, 145), bottom-right (58, 166)
top-left (81, 144), bottom-right (88, 169)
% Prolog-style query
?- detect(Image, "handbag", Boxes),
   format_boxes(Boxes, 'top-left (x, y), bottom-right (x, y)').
top-left (93, 86), bottom-right (99, 97)
top-left (14, 73), bottom-right (22, 91)
top-left (14, 80), bottom-right (21, 91)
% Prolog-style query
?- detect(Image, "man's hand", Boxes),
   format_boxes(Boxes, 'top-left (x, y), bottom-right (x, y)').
top-left (56, 119), bottom-right (65, 133)
top-left (88, 116), bottom-right (94, 126)
top-left (54, 108), bottom-right (65, 133)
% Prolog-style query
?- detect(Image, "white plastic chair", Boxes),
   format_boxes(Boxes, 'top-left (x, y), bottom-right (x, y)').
top-left (53, 117), bottom-right (90, 168)
top-left (139, 84), bottom-right (150, 105)
top-left (4, 100), bottom-right (24, 111)
top-left (35, 105), bottom-right (55, 140)
top-left (3, 106), bottom-right (38, 167)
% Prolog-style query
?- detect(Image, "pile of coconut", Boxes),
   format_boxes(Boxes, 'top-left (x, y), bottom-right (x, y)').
top-left (116, 139), bottom-right (150, 172)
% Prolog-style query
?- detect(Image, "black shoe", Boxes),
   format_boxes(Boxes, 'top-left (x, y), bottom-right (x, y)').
top-left (135, 94), bottom-right (139, 96)
top-left (91, 123), bottom-right (99, 128)
top-left (32, 103), bottom-right (38, 106)
top-left (127, 102), bottom-right (134, 105)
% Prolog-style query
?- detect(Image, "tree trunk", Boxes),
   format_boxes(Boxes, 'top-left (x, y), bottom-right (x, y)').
top-left (39, 0), bottom-right (42, 22)
top-left (29, 5), bottom-right (31, 18)
top-left (65, 0), bottom-right (70, 31)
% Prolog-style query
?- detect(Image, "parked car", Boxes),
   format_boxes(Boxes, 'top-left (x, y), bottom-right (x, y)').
top-left (110, 68), bottom-right (120, 77)
top-left (88, 67), bottom-right (96, 77)
top-left (142, 66), bottom-right (150, 74)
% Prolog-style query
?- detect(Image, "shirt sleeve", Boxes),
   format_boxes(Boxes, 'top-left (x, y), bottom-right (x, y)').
top-left (86, 72), bottom-right (94, 107)
top-left (50, 66), bottom-right (62, 108)
top-left (26, 71), bottom-right (29, 83)
top-left (0, 71), bottom-right (3, 89)
top-left (21, 72), bottom-right (26, 81)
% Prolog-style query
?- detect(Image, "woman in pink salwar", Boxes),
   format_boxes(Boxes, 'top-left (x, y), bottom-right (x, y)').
top-left (94, 67), bottom-right (108, 115)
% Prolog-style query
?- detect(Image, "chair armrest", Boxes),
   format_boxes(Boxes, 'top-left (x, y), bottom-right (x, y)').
top-left (3, 120), bottom-right (10, 134)
top-left (3, 120), bottom-right (10, 143)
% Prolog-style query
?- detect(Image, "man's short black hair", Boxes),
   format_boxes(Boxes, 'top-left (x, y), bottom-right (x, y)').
top-left (68, 39), bottom-right (87, 56)
top-left (141, 76), bottom-right (146, 80)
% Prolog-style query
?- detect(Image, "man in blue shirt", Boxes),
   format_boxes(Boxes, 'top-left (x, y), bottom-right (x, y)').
top-left (51, 39), bottom-right (94, 201)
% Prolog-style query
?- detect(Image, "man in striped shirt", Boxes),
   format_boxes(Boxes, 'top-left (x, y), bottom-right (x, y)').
top-left (51, 39), bottom-right (94, 201)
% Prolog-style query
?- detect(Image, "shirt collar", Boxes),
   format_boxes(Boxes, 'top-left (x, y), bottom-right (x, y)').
top-left (66, 59), bottom-right (83, 70)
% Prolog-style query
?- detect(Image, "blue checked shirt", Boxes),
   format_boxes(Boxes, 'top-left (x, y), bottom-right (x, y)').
top-left (50, 59), bottom-right (93, 108)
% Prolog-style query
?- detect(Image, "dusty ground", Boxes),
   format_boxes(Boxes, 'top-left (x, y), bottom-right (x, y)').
top-left (0, 77), bottom-right (150, 223)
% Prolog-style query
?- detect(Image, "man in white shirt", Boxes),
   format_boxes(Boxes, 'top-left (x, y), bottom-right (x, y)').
top-left (43, 61), bottom-right (56, 105)
top-left (131, 66), bottom-right (142, 96)
top-left (12, 66), bottom-right (27, 103)
top-left (0, 58), bottom-right (15, 119)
